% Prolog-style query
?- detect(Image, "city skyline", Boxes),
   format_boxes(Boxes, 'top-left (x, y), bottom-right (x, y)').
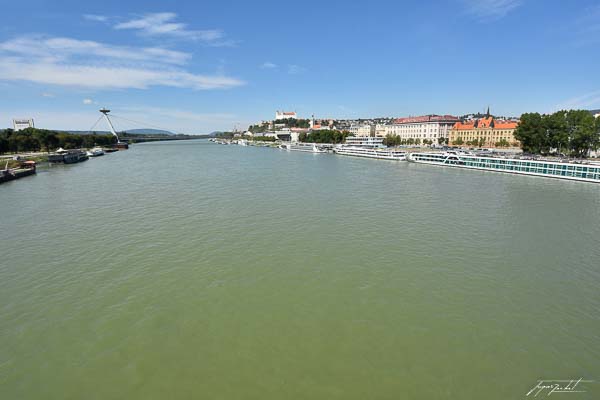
top-left (1, 0), bottom-right (599, 133)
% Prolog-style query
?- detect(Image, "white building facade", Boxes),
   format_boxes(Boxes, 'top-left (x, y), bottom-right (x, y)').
top-left (275, 111), bottom-right (297, 120)
top-left (383, 115), bottom-right (459, 144)
top-left (344, 136), bottom-right (384, 147)
top-left (348, 124), bottom-right (376, 137)
top-left (13, 118), bottom-right (34, 131)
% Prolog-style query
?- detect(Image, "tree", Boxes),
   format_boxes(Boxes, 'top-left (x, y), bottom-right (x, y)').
top-left (0, 136), bottom-right (8, 154)
top-left (33, 129), bottom-right (59, 152)
top-left (565, 110), bottom-right (597, 157)
top-left (514, 113), bottom-right (549, 154)
top-left (495, 139), bottom-right (510, 148)
top-left (301, 129), bottom-right (348, 144)
top-left (383, 134), bottom-right (402, 147)
top-left (543, 112), bottom-right (568, 155)
top-left (453, 137), bottom-right (464, 146)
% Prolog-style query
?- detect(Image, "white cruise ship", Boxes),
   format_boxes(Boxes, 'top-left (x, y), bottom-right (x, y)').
top-left (408, 151), bottom-right (600, 183)
top-left (280, 143), bottom-right (328, 153)
top-left (334, 146), bottom-right (407, 161)
top-left (344, 136), bottom-right (385, 147)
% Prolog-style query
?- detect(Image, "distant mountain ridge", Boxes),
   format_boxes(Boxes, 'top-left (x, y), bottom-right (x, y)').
top-left (124, 128), bottom-right (174, 135)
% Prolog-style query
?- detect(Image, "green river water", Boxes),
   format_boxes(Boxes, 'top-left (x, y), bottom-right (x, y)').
top-left (1, 140), bottom-right (599, 399)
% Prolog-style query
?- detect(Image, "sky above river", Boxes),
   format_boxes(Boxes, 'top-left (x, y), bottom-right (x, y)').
top-left (0, 0), bottom-right (599, 133)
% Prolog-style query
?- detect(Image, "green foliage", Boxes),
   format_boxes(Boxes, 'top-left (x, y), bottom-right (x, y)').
top-left (495, 139), bottom-right (510, 148)
top-left (453, 137), bottom-right (464, 146)
top-left (467, 137), bottom-right (486, 147)
top-left (514, 113), bottom-right (548, 154)
top-left (215, 132), bottom-right (236, 139)
top-left (514, 110), bottom-right (599, 156)
top-left (565, 110), bottom-right (598, 157)
top-left (383, 134), bottom-right (402, 147)
top-left (300, 130), bottom-right (348, 144)
top-left (248, 123), bottom-right (269, 133)
top-left (275, 118), bottom-right (310, 128)
top-left (383, 135), bottom-right (436, 147)
top-left (0, 127), bottom-right (116, 154)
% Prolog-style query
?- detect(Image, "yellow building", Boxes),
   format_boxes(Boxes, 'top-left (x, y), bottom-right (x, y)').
top-left (449, 117), bottom-right (520, 148)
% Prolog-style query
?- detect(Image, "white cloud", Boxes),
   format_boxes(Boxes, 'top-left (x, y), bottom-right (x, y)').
top-left (287, 64), bottom-right (306, 74)
top-left (83, 98), bottom-right (94, 104)
top-left (0, 36), bottom-right (190, 65)
top-left (0, 35), bottom-right (245, 90)
top-left (555, 90), bottom-right (600, 111)
top-left (84, 14), bottom-right (108, 22)
top-left (114, 12), bottom-right (231, 45)
top-left (462, 0), bottom-right (522, 20)
top-left (0, 60), bottom-right (244, 90)
top-left (41, 92), bottom-right (55, 98)
top-left (260, 62), bottom-right (278, 69)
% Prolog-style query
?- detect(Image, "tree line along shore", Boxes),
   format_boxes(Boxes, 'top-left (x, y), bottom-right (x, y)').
top-left (0, 127), bottom-right (208, 156)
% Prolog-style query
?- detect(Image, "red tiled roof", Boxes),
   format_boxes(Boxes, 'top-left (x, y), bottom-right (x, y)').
top-left (494, 120), bottom-right (518, 129)
top-left (394, 114), bottom-right (459, 124)
top-left (478, 117), bottom-right (493, 128)
top-left (453, 121), bottom-right (475, 130)
top-left (451, 118), bottom-right (519, 130)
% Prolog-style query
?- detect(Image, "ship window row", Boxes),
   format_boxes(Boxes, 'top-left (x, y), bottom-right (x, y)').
top-left (412, 155), bottom-right (600, 181)
top-left (463, 160), bottom-right (600, 180)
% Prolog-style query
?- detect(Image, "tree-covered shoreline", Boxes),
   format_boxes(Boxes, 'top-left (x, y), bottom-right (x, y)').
top-left (0, 127), bottom-right (206, 154)
top-left (299, 130), bottom-right (350, 144)
top-left (514, 110), bottom-right (600, 157)
top-left (0, 128), bottom-right (117, 154)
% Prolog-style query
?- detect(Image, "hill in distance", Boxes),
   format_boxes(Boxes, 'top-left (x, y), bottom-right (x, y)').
top-left (124, 128), bottom-right (174, 135)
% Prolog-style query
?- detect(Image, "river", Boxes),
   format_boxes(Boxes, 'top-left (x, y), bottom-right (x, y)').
top-left (1, 140), bottom-right (599, 399)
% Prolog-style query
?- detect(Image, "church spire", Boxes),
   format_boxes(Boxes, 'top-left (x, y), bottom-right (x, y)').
top-left (486, 106), bottom-right (490, 118)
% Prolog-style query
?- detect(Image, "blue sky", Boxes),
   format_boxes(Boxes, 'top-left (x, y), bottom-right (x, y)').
top-left (0, 0), bottom-right (599, 133)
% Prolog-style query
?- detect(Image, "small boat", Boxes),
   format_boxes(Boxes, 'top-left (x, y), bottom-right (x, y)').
top-left (86, 147), bottom-right (105, 157)
top-left (0, 160), bottom-right (36, 184)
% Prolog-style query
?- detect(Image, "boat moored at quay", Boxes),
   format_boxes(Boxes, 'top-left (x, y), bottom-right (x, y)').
top-left (334, 146), bottom-right (407, 161)
top-left (86, 147), bottom-right (105, 157)
top-left (48, 149), bottom-right (89, 164)
top-left (408, 151), bottom-right (600, 183)
top-left (280, 142), bottom-right (328, 153)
